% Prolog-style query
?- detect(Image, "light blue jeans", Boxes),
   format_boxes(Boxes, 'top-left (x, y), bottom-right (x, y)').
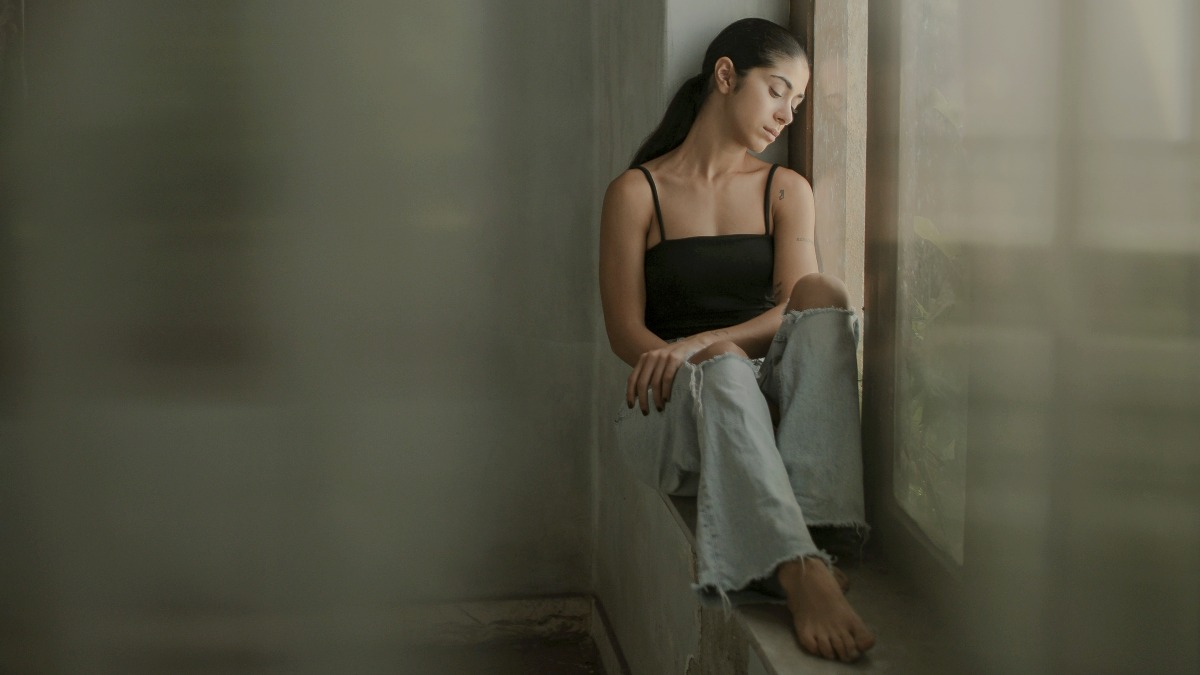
top-left (614, 308), bottom-right (867, 603)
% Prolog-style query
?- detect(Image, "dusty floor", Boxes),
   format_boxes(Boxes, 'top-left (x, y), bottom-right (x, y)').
top-left (398, 635), bottom-right (605, 674)
top-left (87, 634), bottom-right (606, 675)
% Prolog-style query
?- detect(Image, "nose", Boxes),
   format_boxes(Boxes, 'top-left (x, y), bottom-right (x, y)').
top-left (777, 106), bottom-right (793, 126)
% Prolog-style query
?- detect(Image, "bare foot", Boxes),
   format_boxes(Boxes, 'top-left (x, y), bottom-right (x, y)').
top-left (832, 566), bottom-right (850, 592)
top-left (777, 557), bottom-right (875, 663)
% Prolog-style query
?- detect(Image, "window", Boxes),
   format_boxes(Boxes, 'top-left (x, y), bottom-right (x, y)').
top-left (863, 0), bottom-right (971, 579)
top-left (891, 0), bottom-right (968, 565)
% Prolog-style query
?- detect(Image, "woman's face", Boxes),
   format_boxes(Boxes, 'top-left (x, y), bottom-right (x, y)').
top-left (727, 56), bottom-right (810, 152)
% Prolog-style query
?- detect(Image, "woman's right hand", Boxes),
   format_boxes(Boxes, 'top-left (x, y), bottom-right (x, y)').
top-left (625, 336), bottom-right (711, 414)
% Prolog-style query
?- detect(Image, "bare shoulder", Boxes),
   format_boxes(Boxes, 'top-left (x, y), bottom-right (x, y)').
top-left (769, 166), bottom-right (815, 240)
top-left (602, 168), bottom-right (655, 232)
top-left (770, 165), bottom-right (814, 200)
top-left (606, 168), bottom-right (653, 202)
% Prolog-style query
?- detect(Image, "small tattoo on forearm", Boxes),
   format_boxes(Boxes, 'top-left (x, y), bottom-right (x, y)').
top-left (778, 189), bottom-right (785, 201)
top-left (795, 237), bottom-right (813, 243)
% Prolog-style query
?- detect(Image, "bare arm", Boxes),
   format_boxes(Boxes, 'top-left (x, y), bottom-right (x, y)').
top-left (599, 169), bottom-right (670, 366)
top-left (600, 170), bottom-right (721, 412)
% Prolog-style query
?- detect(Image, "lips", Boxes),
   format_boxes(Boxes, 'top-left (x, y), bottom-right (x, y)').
top-left (764, 127), bottom-right (780, 141)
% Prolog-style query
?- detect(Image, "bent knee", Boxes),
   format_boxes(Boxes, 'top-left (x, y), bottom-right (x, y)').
top-left (687, 340), bottom-right (748, 365)
top-left (787, 273), bottom-right (851, 312)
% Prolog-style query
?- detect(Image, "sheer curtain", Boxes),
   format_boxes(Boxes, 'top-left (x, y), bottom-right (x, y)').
top-left (878, 1), bottom-right (1198, 671)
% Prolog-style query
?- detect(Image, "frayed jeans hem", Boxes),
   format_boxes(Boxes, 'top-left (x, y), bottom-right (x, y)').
top-left (693, 549), bottom-right (836, 612)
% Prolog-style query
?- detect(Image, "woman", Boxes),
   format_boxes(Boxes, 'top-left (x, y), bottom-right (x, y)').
top-left (598, 18), bottom-right (876, 663)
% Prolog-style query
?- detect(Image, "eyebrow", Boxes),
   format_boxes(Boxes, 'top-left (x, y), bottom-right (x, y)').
top-left (770, 74), bottom-right (794, 91)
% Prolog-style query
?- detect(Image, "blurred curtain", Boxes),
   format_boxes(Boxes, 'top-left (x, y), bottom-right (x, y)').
top-left (873, 1), bottom-right (1199, 672)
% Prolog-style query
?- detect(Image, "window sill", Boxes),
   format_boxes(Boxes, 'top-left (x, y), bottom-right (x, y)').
top-left (665, 495), bottom-right (952, 674)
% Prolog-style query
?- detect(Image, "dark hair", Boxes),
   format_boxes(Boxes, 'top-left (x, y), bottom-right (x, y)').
top-left (628, 18), bottom-right (808, 169)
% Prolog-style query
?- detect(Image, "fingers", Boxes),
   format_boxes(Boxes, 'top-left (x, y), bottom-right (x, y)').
top-left (624, 343), bottom-right (700, 413)
top-left (659, 356), bottom-right (681, 405)
top-left (626, 359), bottom-right (652, 414)
top-left (626, 354), bottom-right (653, 411)
top-left (649, 358), bottom-right (670, 411)
top-left (625, 356), bottom-right (642, 408)
top-left (634, 356), bottom-right (655, 414)
top-left (627, 348), bottom-right (690, 414)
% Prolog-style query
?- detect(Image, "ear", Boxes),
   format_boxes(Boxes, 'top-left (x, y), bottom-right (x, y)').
top-left (713, 56), bottom-right (737, 94)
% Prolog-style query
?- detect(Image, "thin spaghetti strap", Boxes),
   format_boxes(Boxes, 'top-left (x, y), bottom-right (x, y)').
top-left (635, 165), bottom-right (667, 241)
top-left (763, 163), bottom-right (781, 235)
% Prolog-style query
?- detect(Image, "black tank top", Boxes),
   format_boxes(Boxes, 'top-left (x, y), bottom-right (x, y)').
top-left (638, 164), bottom-right (780, 341)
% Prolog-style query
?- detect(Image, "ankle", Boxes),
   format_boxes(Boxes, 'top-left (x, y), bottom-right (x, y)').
top-left (777, 556), bottom-right (828, 586)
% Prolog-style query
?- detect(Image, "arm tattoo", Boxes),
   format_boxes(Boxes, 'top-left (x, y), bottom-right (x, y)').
top-left (795, 237), bottom-right (814, 244)
top-left (778, 188), bottom-right (785, 201)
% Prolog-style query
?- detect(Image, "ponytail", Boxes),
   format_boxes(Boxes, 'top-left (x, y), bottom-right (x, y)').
top-left (626, 18), bottom-right (806, 169)
top-left (628, 73), bottom-right (708, 168)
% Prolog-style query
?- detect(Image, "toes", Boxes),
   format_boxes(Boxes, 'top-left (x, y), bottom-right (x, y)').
top-left (800, 625), bottom-right (868, 663)
top-left (816, 634), bottom-right (836, 660)
top-left (851, 623), bottom-right (877, 651)
top-left (835, 631), bottom-right (862, 662)
top-left (797, 629), bottom-right (820, 656)
top-left (829, 633), bottom-right (851, 662)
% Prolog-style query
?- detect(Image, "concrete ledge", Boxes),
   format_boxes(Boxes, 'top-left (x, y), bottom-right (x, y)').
top-left (665, 495), bottom-right (951, 674)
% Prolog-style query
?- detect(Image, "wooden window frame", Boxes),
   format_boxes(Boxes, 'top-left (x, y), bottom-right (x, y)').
top-left (794, 0), bottom-right (964, 601)
top-left (789, 0), bottom-right (866, 310)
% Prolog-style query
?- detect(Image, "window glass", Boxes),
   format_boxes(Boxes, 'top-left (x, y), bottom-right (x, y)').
top-left (893, 0), bottom-right (968, 563)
